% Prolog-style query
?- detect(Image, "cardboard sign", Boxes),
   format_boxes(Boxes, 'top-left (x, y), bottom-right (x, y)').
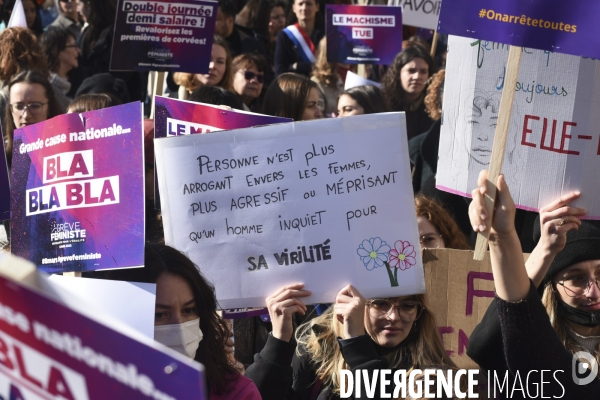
top-left (0, 252), bottom-right (206, 399)
top-left (344, 71), bottom-right (381, 90)
top-left (10, 102), bottom-right (145, 273)
top-left (402, 0), bottom-right (441, 30)
top-left (153, 96), bottom-right (292, 209)
top-left (0, 125), bottom-right (9, 221)
top-left (437, 0), bottom-right (600, 59)
top-left (326, 5), bottom-right (403, 65)
top-left (110, 0), bottom-right (217, 72)
top-left (155, 113), bottom-right (425, 309)
top-left (437, 35), bottom-right (600, 217)
top-left (423, 248), bottom-right (529, 369)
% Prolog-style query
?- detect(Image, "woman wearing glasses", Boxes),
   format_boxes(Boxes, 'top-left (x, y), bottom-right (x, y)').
top-left (4, 70), bottom-right (62, 166)
top-left (468, 170), bottom-right (599, 396)
top-left (246, 282), bottom-right (454, 399)
top-left (231, 54), bottom-right (267, 112)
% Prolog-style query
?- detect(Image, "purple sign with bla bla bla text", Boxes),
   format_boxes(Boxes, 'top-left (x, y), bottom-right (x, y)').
top-left (326, 5), bottom-right (403, 65)
top-left (10, 102), bottom-right (145, 274)
top-left (438, 0), bottom-right (600, 59)
top-left (110, 0), bottom-right (217, 72)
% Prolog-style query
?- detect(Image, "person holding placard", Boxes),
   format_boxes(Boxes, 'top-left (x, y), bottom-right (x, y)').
top-left (274, 0), bottom-right (323, 77)
top-left (468, 171), bottom-right (600, 396)
top-left (262, 72), bottom-right (323, 120)
top-left (336, 85), bottom-right (388, 117)
top-left (245, 283), bottom-right (456, 399)
top-left (3, 70), bottom-right (62, 166)
top-left (108, 244), bottom-right (261, 399)
top-left (381, 45), bottom-right (436, 140)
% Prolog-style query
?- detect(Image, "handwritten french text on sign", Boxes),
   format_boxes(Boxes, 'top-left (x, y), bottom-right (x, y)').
top-left (155, 113), bottom-right (424, 308)
top-left (110, 0), bottom-right (217, 72)
top-left (153, 96), bottom-right (292, 209)
top-left (402, 0), bottom-right (441, 30)
top-left (0, 253), bottom-right (205, 400)
top-left (438, 0), bottom-right (600, 59)
top-left (437, 36), bottom-right (600, 217)
top-left (326, 5), bottom-right (403, 65)
top-left (10, 102), bottom-right (145, 273)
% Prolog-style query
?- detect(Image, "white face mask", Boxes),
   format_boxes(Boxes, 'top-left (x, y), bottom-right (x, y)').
top-left (154, 318), bottom-right (203, 359)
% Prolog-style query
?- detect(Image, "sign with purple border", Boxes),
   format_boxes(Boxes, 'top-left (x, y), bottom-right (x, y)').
top-left (0, 126), bottom-right (9, 221)
top-left (110, 0), bottom-right (217, 72)
top-left (0, 253), bottom-right (206, 400)
top-left (153, 96), bottom-right (292, 209)
top-left (438, 0), bottom-right (600, 59)
top-left (10, 102), bottom-right (145, 274)
top-left (326, 5), bottom-right (403, 65)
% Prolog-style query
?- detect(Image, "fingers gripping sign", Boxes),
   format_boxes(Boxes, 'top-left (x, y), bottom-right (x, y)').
top-left (470, 170), bottom-right (516, 239)
top-left (334, 285), bottom-right (366, 339)
top-left (538, 191), bottom-right (586, 255)
top-left (266, 283), bottom-right (311, 342)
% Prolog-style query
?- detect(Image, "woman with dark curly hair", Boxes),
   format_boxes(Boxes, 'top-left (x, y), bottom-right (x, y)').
top-left (381, 45), bottom-right (436, 140)
top-left (108, 244), bottom-right (261, 399)
top-left (414, 193), bottom-right (470, 251)
top-left (39, 27), bottom-right (79, 109)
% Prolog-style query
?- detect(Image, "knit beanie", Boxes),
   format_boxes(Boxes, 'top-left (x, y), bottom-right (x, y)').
top-left (534, 219), bottom-right (600, 288)
top-left (75, 73), bottom-right (130, 104)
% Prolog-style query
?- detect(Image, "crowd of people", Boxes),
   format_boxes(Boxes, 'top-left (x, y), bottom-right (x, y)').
top-left (0, 0), bottom-right (598, 399)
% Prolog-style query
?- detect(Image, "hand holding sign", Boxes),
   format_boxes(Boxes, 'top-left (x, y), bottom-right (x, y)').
top-left (470, 170), bottom-right (516, 238)
top-left (334, 284), bottom-right (366, 339)
top-left (266, 283), bottom-right (311, 342)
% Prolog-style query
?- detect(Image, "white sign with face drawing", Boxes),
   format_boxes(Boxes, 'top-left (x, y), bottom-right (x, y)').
top-left (437, 35), bottom-right (600, 218)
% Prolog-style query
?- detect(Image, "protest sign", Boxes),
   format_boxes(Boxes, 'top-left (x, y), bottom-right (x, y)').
top-left (401, 0), bottom-right (441, 30)
top-left (153, 96), bottom-right (292, 209)
top-left (48, 276), bottom-right (156, 338)
top-left (0, 252), bottom-right (206, 399)
top-left (437, 0), bottom-right (600, 60)
top-left (437, 35), bottom-right (600, 217)
top-left (10, 102), bottom-right (145, 273)
top-left (344, 71), bottom-right (381, 90)
top-left (326, 5), bottom-right (403, 65)
top-left (423, 248), bottom-right (529, 369)
top-left (0, 126), bottom-right (9, 221)
top-left (110, 0), bottom-right (217, 72)
top-left (155, 113), bottom-right (425, 308)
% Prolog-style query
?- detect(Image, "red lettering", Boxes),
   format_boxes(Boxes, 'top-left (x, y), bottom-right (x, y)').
top-left (99, 179), bottom-right (116, 202)
top-left (56, 156), bottom-right (69, 178)
top-left (66, 183), bottom-right (83, 206)
top-left (84, 182), bottom-right (99, 204)
top-left (458, 329), bottom-right (469, 356)
top-left (437, 326), bottom-right (455, 356)
top-left (69, 153), bottom-right (89, 176)
top-left (540, 118), bottom-right (557, 151)
top-left (466, 271), bottom-right (494, 316)
top-left (48, 366), bottom-right (75, 400)
top-left (0, 335), bottom-right (14, 369)
top-left (14, 345), bottom-right (43, 388)
top-left (521, 115), bottom-right (538, 147)
top-left (559, 121), bottom-right (579, 155)
top-left (45, 158), bottom-right (56, 181)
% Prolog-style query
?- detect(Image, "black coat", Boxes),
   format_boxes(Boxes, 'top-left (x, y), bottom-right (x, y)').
top-left (274, 27), bottom-right (324, 77)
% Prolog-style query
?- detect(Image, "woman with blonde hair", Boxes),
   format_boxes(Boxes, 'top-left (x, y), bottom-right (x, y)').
top-left (311, 37), bottom-right (344, 117)
top-left (245, 282), bottom-right (455, 399)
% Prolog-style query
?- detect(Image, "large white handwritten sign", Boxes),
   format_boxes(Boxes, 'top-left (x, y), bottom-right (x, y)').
top-left (155, 114), bottom-right (425, 308)
top-left (437, 35), bottom-right (600, 217)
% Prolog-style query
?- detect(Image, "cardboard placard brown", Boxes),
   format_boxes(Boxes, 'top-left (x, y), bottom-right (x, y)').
top-left (423, 248), bottom-right (529, 369)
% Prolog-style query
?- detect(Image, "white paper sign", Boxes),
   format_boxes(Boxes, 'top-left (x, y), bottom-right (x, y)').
top-left (401, 0), bottom-right (440, 30)
top-left (437, 35), bottom-right (600, 217)
top-left (155, 113), bottom-right (425, 308)
top-left (48, 276), bottom-right (156, 338)
top-left (344, 71), bottom-right (382, 90)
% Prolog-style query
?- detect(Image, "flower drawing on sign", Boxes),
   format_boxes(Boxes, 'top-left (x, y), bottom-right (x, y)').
top-left (388, 240), bottom-right (416, 271)
top-left (357, 237), bottom-right (390, 271)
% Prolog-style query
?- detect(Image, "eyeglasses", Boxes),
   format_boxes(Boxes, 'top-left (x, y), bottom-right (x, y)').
top-left (10, 102), bottom-right (48, 115)
top-left (419, 233), bottom-right (444, 249)
top-left (556, 276), bottom-right (600, 298)
top-left (238, 70), bottom-right (264, 83)
top-left (366, 299), bottom-right (424, 322)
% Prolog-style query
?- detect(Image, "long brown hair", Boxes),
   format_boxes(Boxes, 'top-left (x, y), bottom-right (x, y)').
top-left (174, 36), bottom-right (233, 92)
top-left (261, 72), bottom-right (318, 120)
top-left (0, 27), bottom-right (48, 83)
top-left (414, 194), bottom-right (471, 250)
top-left (424, 69), bottom-right (445, 121)
top-left (312, 37), bottom-right (339, 87)
top-left (296, 293), bottom-right (456, 395)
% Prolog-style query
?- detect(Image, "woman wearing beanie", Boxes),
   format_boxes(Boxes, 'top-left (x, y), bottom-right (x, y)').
top-left (468, 170), bottom-right (600, 397)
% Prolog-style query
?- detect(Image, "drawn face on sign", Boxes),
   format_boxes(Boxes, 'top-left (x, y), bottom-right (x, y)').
top-left (465, 94), bottom-right (500, 165)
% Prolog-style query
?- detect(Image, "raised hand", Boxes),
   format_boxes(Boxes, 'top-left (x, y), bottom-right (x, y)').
top-left (266, 283), bottom-right (311, 342)
top-left (334, 285), bottom-right (366, 339)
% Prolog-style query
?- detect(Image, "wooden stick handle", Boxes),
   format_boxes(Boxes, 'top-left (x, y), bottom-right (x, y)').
top-left (150, 71), bottom-right (166, 119)
top-left (473, 45), bottom-right (522, 260)
top-left (63, 272), bottom-right (82, 277)
top-left (430, 31), bottom-right (439, 58)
